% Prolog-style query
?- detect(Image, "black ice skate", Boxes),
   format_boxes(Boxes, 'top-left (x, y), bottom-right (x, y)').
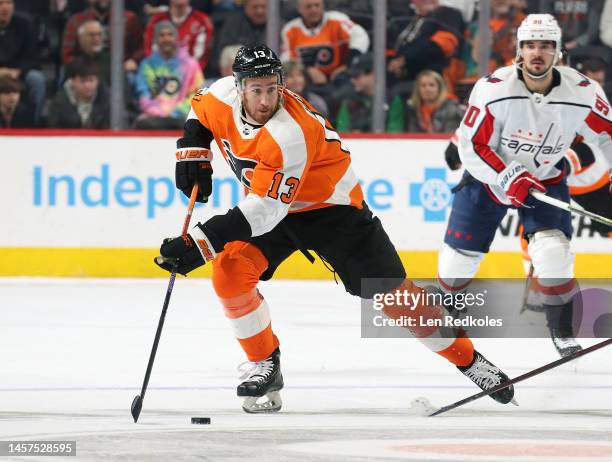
top-left (545, 302), bottom-right (582, 358)
top-left (237, 347), bottom-right (283, 413)
top-left (550, 329), bottom-right (582, 358)
top-left (457, 351), bottom-right (516, 405)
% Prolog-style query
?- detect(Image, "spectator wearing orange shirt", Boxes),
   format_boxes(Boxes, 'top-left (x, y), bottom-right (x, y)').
top-left (281, 0), bottom-right (370, 87)
top-left (400, 70), bottom-right (463, 133)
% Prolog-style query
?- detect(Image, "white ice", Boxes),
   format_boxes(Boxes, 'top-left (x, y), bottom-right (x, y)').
top-left (0, 278), bottom-right (611, 461)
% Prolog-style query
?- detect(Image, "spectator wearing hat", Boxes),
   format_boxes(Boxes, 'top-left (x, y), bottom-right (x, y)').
top-left (48, 57), bottom-right (110, 129)
top-left (134, 21), bottom-right (204, 129)
top-left (335, 53), bottom-right (403, 132)
top-left (0, 0), bottom-right (46, 126)
top-left (144, 0), bottom-right (214, 71)
top-left (396, 69), bottom-right (463, 133)
top-left (0, 76), bottom-right (34, 128)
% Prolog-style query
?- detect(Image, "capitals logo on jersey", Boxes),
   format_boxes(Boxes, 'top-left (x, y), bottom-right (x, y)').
top-left (220, 138), bottom-right (258, 189)
top-left (500, 123), bottom-right (565, 166)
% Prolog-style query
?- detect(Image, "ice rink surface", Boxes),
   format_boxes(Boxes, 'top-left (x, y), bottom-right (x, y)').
top-left (1, 278), bottom-right (611, 461)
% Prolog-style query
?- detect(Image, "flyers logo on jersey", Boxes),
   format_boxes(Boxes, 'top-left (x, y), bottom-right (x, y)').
top-left (297, 45), bottom-right (335, 67)
top-left (220, 138), bottom-right (257, 189)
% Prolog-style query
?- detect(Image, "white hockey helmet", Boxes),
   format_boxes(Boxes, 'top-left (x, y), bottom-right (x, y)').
top-left (516, 14), bottom-right (562, 60)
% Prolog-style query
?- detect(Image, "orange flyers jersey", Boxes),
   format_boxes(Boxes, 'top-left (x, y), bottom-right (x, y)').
top-left (281, 11), bottom-right (369, 76)
top-left (188, 76), bottom-right (364, 237)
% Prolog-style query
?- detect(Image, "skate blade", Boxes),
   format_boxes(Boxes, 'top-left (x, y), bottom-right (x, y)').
top-left (242, 391), bottom-right (282, 414)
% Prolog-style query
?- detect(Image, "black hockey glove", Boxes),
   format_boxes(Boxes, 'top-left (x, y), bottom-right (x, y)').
top-left (444, 140), bottom-right (462, 170)
top-left (175, 148), bottom-right (213, 203)
top-left (154, 226), bottom-right (217, 276)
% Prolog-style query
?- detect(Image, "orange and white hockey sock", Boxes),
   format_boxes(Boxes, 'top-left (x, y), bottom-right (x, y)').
top-left (219, 288), bottom-right (279, 362)
top-left (212, 241), bottom-right (279, 362)
top-left (382, 279), bottom-right (474, 367)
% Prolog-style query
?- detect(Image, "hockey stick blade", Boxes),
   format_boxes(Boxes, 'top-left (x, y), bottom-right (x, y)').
top-left (429, 338), bottom-right (612, 416)
top-left (131, 395), bottom-right (143, 422)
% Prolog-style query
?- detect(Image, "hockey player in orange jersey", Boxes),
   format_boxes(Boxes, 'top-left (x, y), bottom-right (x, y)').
top-left (154, 45), bottom-right (515, 413)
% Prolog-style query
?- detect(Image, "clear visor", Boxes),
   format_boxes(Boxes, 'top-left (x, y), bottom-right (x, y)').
top-left (236, 71), bottom-right (284, 91)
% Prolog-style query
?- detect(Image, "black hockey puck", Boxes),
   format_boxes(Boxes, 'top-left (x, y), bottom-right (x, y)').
top-left (191, 417), bottom-right (211, 424)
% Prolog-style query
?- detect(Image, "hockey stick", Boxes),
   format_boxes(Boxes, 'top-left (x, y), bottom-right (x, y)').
top-left (428, 337), bottom-right (612, 416)
top-left (131, 184), bottom-right (199, 423)
top-left (531, 190), bottom-right (612, 227)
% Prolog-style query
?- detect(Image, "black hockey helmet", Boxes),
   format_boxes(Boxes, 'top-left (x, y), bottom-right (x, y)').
top-left (232, 45), bottom-right (284, 87)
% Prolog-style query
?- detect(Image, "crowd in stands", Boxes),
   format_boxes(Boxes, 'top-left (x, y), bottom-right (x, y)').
top-left (1, 0), bottom-right (611, 132)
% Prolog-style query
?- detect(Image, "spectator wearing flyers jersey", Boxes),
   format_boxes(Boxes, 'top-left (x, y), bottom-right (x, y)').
top-left (281, 0), bottom-right (370, 87)
top-left (144, 0), bottom-right (214, 72)
top-left (134, 21), bottom-right (204, 129)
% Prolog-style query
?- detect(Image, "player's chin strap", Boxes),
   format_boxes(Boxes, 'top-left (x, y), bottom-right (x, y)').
top-left (513, 51), bottom-right (558, 80)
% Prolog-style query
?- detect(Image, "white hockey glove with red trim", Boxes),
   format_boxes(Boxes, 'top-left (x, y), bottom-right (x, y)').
top-left (498, 161), bottom-right (546, 208)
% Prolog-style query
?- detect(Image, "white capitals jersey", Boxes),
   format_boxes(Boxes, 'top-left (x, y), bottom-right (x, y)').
top-left (458, 65), bottom-right (612, 204)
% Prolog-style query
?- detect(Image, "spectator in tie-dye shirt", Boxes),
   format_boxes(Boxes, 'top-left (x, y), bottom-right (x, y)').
top-left (133, 21), bottom-right (204, 129)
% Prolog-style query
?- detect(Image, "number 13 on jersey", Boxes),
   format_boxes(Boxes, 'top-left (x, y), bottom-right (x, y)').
top-left (267, 172), bottom-right (300, 204)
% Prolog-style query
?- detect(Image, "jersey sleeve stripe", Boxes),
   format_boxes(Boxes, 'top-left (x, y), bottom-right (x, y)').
top-left (585, 110), bottom-right (612, 137)
top-left (324, 163), bottom-right (359, 205)
top-left (471, 107), bottom-right (506, 173)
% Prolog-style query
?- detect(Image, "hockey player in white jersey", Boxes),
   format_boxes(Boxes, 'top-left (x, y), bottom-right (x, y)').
top-left (436, 14), bottom-right (612, 358)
